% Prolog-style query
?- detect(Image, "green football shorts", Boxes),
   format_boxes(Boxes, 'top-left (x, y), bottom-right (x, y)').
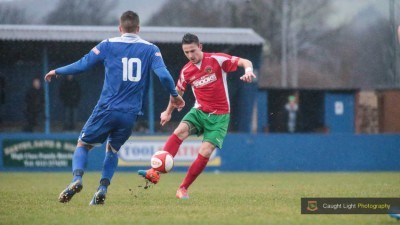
top-left (181, 108), bottom-right (230, 149)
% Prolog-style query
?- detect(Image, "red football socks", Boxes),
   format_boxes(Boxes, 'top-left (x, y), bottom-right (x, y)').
top-left (180, 154), bottom-right (209, 189)
top-left (163, 133), bottom-right (182, 157)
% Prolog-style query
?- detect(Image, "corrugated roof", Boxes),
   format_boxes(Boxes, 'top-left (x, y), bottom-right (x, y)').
top-left (0, 25), bottom-right (265, 45)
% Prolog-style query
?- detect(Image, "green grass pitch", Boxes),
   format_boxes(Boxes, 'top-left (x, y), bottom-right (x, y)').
top-left (0, 172), bottom-right (399, 225)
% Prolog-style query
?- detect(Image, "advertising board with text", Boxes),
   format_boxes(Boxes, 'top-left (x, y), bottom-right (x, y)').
top-left (3, 139), bottom-right (76, 168)
top-left (118, 137), bottom-right (220, 167)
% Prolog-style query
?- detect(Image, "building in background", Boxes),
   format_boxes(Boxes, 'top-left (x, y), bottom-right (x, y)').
top-left (0, 25), bottom-right (264, 133)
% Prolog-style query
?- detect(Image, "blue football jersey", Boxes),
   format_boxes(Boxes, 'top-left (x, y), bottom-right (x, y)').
top-left (56, 33), bottom-right (167, 114)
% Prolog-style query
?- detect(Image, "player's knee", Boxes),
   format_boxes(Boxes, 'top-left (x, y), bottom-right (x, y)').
top-left (199, 142), bottom-right (215, 158)
top-left (174, 130), bottom-right (188, 139)
top-left (77, 141), bottom-right (94, 150)
top-left (173, 124), bottom-right (190, 139)
top-left (106, 143), bottom-right (118, 153)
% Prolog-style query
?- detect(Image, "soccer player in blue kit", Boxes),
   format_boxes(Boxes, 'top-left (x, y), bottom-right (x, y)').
top-left (45, 11), bottom-right (184, 205)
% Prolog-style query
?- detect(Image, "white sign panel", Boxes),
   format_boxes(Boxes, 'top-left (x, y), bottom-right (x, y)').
top-left (118, 137), bottom-right (220, 167)
top-left (335, 101), bottom-right (344, 115)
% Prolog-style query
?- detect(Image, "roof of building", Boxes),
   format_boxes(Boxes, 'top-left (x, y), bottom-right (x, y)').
top-left (0, 25), bottom-right (265, 45)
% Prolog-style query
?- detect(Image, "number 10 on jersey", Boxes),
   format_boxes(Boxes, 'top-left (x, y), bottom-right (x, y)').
top-left (122, 57), bottom-right (141, 82)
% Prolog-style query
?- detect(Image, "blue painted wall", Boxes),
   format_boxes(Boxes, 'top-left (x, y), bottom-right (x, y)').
top-left (1, 133), bottom-right (399, 172)
top-left (220, 134), bottom-right (400, 171)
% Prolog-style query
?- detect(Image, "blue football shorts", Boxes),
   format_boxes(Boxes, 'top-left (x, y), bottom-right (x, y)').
top-left (78, 106), bottom-right (137, 151)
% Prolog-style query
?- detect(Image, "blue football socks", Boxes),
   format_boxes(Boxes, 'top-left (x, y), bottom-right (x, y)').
top-left (100, 151), bottom-right (118, 189)
top-left (72, 146), bottom-right (89, 182)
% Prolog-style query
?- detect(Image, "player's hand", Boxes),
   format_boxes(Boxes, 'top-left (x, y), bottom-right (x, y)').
top-left (170, 95), bottom-right (185, 112)
top-left (160, 111), bottom-right (172, 126)
top-left (44, 70), bottom-right (59, 82)
top-left (240, 71), bottom-right (256, 83)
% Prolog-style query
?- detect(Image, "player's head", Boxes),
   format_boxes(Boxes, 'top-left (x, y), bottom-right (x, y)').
top-left (182, 33), bottom-right (203, 64)
top-left (119, 11), bottom-right (140, 34)
top-left (32, 77), bottom-right (41, 90)
top-left (398, 25), bottom-right (400, 44)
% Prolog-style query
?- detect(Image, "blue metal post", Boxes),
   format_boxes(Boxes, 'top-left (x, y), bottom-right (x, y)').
top-left (257, 90), bottom-right (268, 133)
top-left (43, 47), bottom-right (50, 134)
top-left (148, 73), bottom-right (155, 134)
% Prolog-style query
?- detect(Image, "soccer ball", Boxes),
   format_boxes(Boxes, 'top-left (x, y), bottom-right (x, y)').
top-left (150, 150), bottom-right (174, 173)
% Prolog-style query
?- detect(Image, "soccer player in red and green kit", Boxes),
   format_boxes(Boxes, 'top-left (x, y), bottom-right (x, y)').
top-left (140, 33), bottom-right (256, 199)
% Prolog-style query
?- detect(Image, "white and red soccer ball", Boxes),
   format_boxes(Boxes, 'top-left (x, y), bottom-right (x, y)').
top-left (150, 150), bottom-right (174, 173)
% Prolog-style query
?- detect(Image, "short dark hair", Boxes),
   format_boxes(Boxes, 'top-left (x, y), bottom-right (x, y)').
top-left (182, 33), bottom-right (200, 45)
top-left (120, 11), bottom-right (140, 33)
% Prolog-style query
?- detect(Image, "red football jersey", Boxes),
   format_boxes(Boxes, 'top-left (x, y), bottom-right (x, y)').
top-left (177, 52), bottom-right (240, 114)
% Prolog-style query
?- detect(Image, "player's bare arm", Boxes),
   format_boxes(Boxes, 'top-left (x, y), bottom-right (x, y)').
top-left (161, 90), bottom-right (184, 126)
top-left (170, 94), bottom-right (185, 111)
top-left (238, 58), bottom-right (256, 83)
top-left (44, 70), bottom-right (60, 82)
